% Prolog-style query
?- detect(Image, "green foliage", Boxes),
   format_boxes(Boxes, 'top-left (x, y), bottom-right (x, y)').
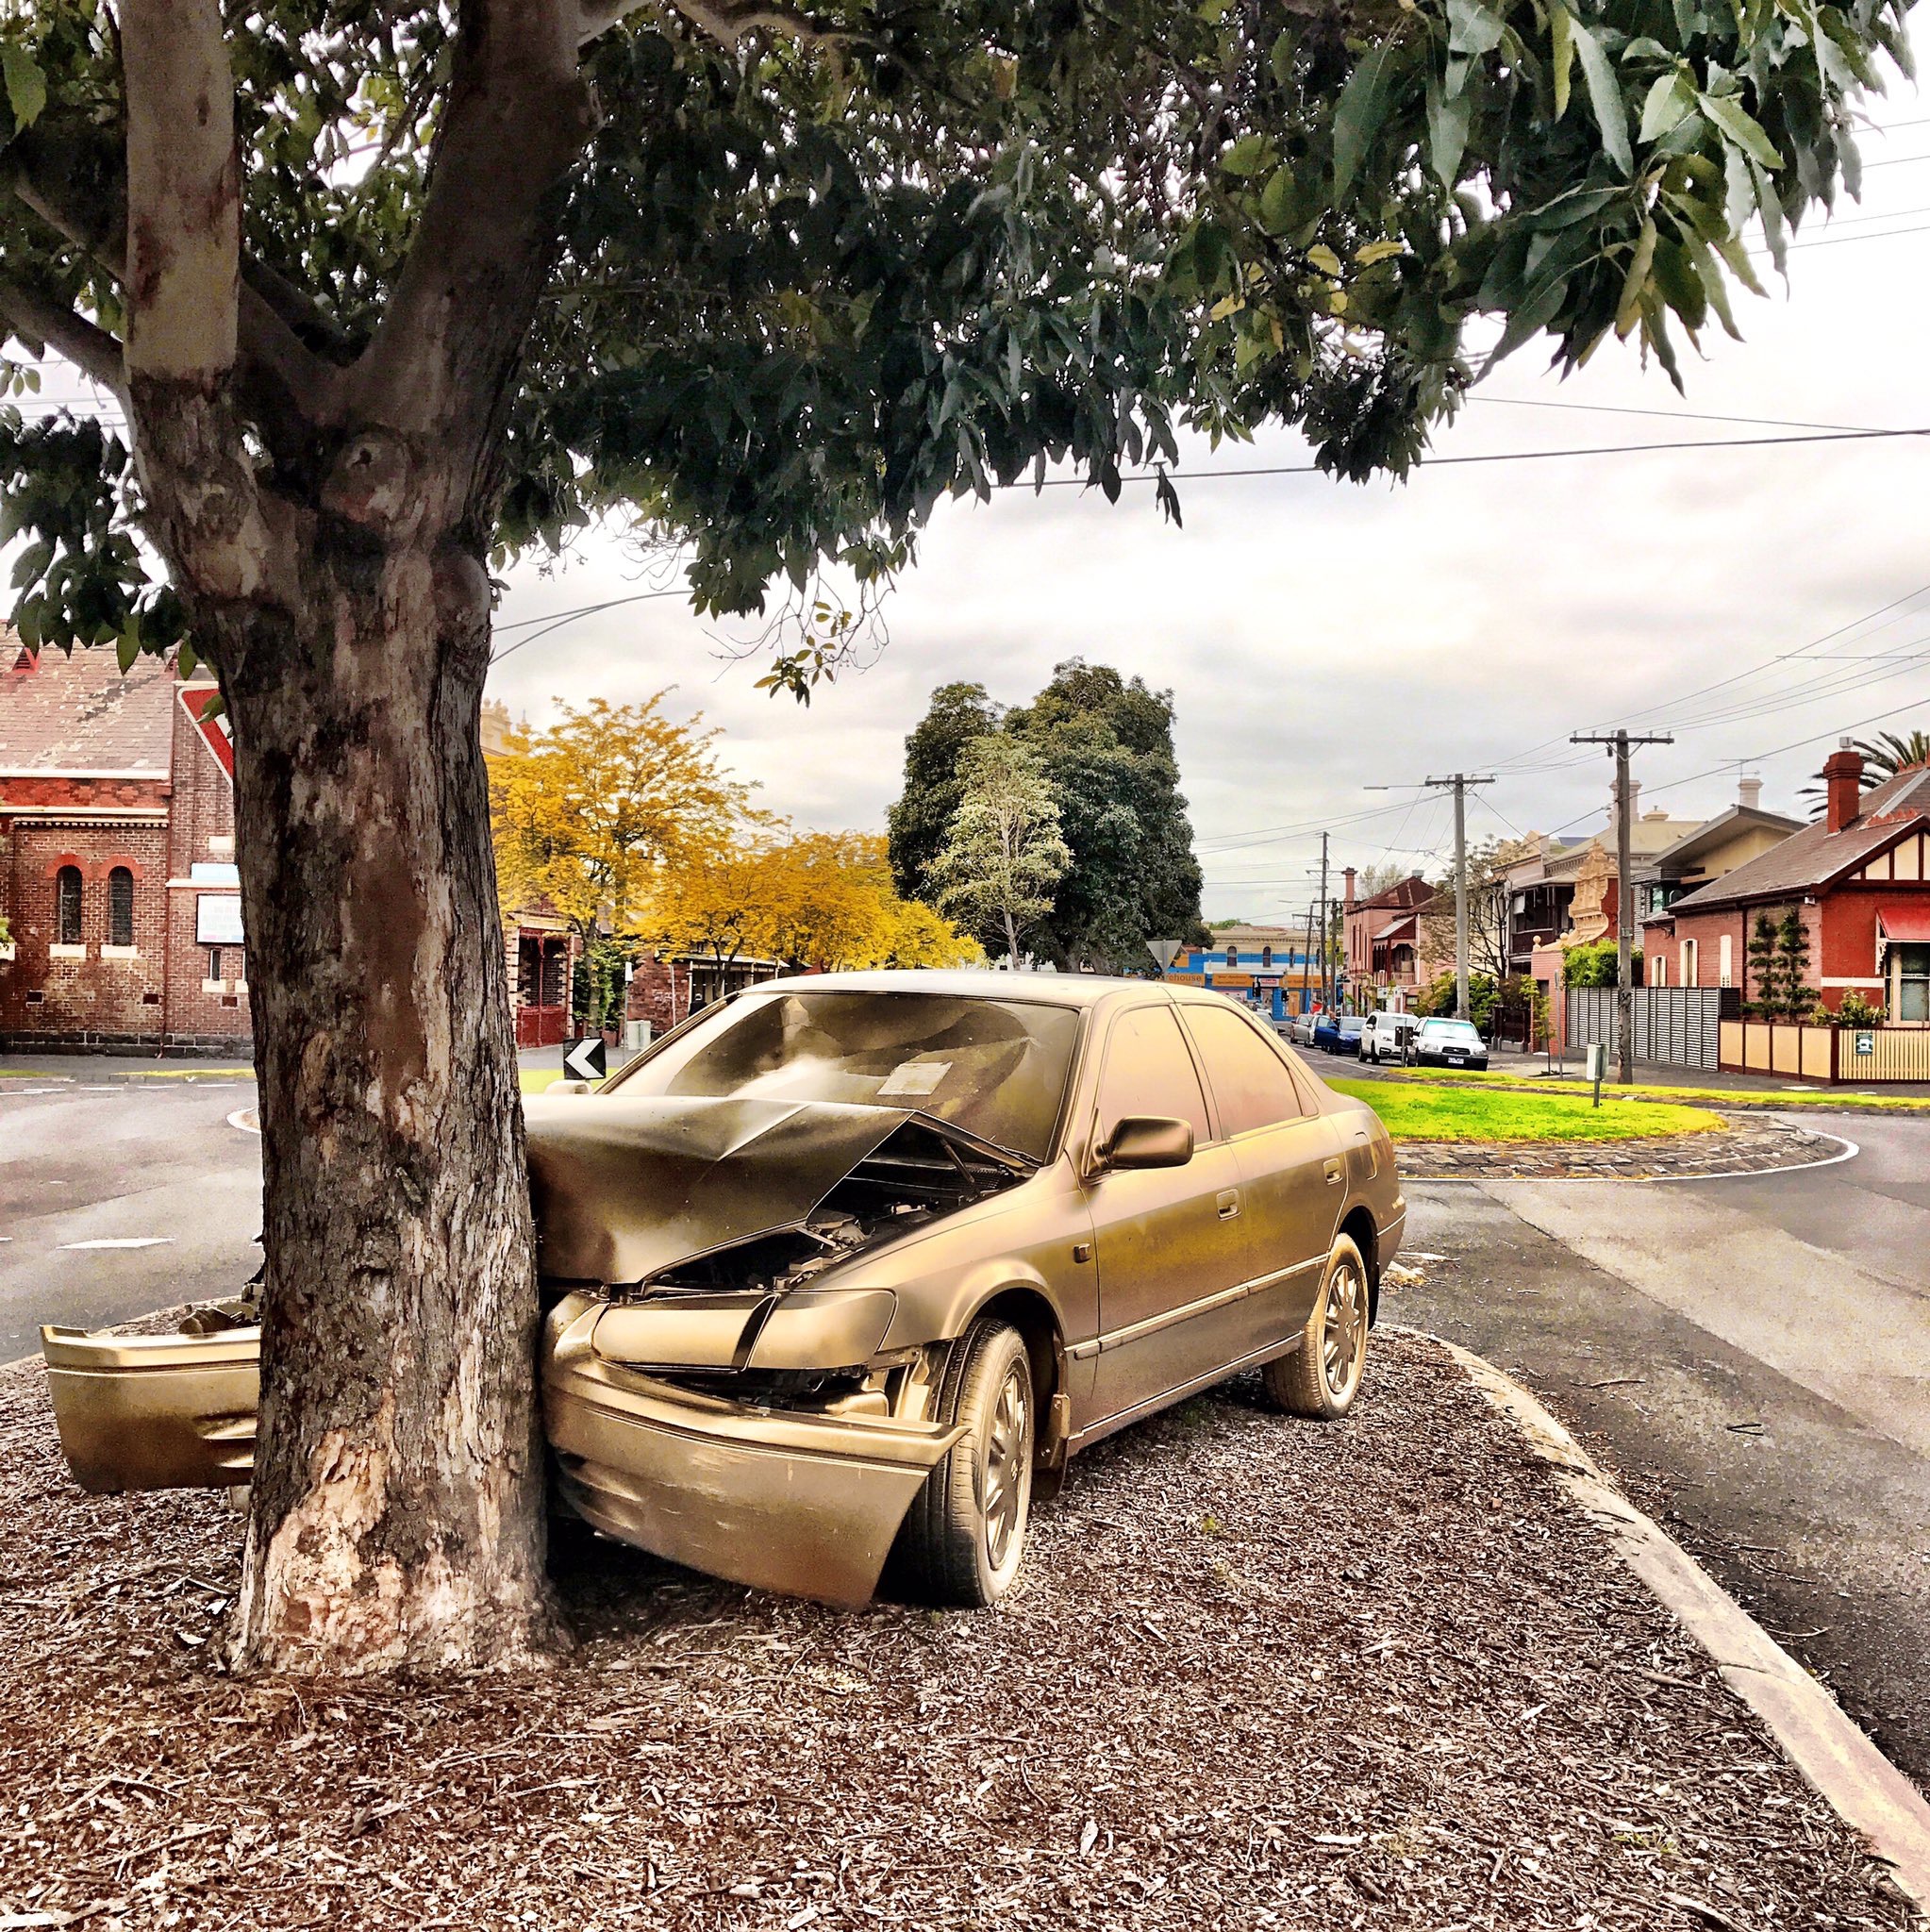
top-left (0, 0), bottom-right (1906, 656)
top-left (1831, 990), bottom-right (1884, 1028)
top-left (886, 682), bottom-right (1002, 898)
top-left (1744, 909), bottom-right (1780, 1017)
top-left (926, 734), bottom-right (1070, 958)
top-left (1562, 939), bottom-right (1618, 989)
top-left (891, 661), bottom-right (1203, 972)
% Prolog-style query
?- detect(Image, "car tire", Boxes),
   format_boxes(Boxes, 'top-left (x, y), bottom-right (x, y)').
top-left (895, 1317), bottom-right (1035, 1607)
top-left (1261, 1233), bottom-right (1370, 1424)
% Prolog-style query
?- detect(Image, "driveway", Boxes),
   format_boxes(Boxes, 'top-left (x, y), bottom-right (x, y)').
top-left (0, 1072), bottom-right (262, 1360)
top-left (1398, 1111), bottom-right (1930, 1783)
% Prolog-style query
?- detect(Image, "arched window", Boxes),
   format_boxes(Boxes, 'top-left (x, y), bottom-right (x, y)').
top-left (108, 867), bottom-right (135, 948)
top-left (56, 865), bottom-right (82, 944)
top-left (1225, 946), bottom-right (1238, 968)
top-left (1261, 945), bottom-right (1273, 968)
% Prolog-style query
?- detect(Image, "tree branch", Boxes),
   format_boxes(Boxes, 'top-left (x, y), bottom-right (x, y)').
top-left (580, 0), bottom-right (832, 47)
top-left (122, 0), bottom-right (240, 384)
top-left (0, 276), bottom-right (127, 403)
top-left (349, 0), bottom-right (594, 525)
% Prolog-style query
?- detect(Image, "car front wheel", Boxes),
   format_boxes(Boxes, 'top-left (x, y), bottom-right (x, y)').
top-left (1262, 1233), bottom-right (1370, 1423)
top-left (895, 1317), bottom-right (1035, 1607)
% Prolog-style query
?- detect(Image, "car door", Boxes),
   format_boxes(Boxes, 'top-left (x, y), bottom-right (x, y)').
top-left (1081, 1001), bottom-right (1249, 1425)
top-left (1179, 1003), bottom-right (1342, 1346)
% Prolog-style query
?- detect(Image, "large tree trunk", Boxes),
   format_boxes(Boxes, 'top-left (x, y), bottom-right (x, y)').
top-left (218, 544), bottom-right (557, 1674)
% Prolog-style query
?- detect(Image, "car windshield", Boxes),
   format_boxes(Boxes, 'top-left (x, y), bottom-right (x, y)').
top-left (1422, 1020), bottom-right (1482, 1041)
top-left (605, 990), bottom-right (1081, 1162)
top-left (1339, 1017), bottom-right (1363, 1034)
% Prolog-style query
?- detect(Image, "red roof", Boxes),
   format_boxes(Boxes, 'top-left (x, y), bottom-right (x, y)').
top-left (0, 634), bottom-right (175, 776)
top-left (1876, 901), bottom-right (1930, 944)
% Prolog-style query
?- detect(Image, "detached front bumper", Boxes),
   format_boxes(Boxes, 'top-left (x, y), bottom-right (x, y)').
top-left (541, 1293), bottom-right (962, 1607)
top-left (40, 1324), bottom-right (259, 1492)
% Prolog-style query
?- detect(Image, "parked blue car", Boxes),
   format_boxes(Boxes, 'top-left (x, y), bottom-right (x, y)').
top-left (1311, 1014), bottom-right (1365, 1055)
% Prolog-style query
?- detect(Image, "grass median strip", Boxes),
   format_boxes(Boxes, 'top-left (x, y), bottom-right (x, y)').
top-left (1327, 1076), bottom-right (1723, 1143)
top-left (1363, 1063), bottom-right (1930, 1112)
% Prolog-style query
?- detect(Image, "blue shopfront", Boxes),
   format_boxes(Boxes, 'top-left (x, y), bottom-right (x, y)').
top-left (1160, 929), bottom-right (1318, 1023)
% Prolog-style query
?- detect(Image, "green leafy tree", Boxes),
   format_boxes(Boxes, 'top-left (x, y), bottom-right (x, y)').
top-left (885, 682), bottom-right (1001, 899)
top-left (0, 0), bottom-right (1900, 1674)
top-left (1773, 908), bottom-right (1814, 1021)
top-left (1562, 938), bottom-right (1618, 988)
top-left (1007, 662), bottom-right (1204, 972)
top-left (1744, 910), bottom-right (1780, 1019)
top-left (927, 736), bottom-right (1070, 965)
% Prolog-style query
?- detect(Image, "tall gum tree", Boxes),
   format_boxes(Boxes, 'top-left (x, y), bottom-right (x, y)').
top-left (0, 0), bottom-right (1905, 1673)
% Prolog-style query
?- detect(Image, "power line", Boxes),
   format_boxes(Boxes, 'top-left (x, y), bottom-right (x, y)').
top-left (1006, 425), bottom-right (1930, 491)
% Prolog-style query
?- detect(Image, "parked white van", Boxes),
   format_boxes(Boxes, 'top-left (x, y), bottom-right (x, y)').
top-left (1358, 1009), bottom-right (1419, 1063)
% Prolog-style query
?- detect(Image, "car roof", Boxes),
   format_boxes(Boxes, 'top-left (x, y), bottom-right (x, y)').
top-left (752, 968), bottom-right (1148, 1010)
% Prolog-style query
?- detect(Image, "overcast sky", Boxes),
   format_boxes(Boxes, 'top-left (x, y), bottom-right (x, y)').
top-left (483, 29), bottom-right (1930, 924)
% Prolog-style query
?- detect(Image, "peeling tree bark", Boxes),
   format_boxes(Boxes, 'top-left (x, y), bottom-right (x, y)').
top-left (213, 552), bottom-right (556, 1674)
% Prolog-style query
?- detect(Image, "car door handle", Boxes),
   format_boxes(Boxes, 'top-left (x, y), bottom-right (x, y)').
top-left (1323, 1159), bottom-right (1344, 1187)
top-left (1216, 1190), bottom-right (1240, 1221)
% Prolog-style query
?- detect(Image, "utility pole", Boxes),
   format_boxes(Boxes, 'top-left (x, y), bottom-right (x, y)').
top-left (1315, 830), bottom-right (1329, 1010)
top-left (1571, 729), bottom-right (1673, 1085)
top-left (1300, 897), bottom-right (1319, 1018)
top-left (1423, 774), bottom-right (1495, 1023)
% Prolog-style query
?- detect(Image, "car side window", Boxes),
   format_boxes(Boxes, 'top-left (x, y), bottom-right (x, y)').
top-left (1183, 1005), bottom-right (1306, 1136)
top-left (1095, 1006), bottom-right (1210, 1146)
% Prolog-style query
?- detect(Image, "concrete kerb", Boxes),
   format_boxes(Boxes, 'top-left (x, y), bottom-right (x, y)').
top-left (1415, 1328), bottom-right (1930, 1920)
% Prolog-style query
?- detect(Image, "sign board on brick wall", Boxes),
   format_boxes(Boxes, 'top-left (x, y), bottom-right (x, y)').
top-left (195, 894), bottom-right (245, 945)
top-left (178, 684), bottom-right (234, 783)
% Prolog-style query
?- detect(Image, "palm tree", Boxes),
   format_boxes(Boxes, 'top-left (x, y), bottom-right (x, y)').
top-left (1799, 727), bottom-right (1930, 819)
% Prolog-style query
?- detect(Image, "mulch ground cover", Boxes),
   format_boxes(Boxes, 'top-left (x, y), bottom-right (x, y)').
top-left (0, 1332), bottom-right (1910, 1932)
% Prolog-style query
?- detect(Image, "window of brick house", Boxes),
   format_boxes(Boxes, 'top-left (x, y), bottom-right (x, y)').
top-left (108, 867), bottom-right (135, 948)
top-left (56, 865), bottom-right (82, 944)
top-left (1896, 944), bottom-right (1930, 1024)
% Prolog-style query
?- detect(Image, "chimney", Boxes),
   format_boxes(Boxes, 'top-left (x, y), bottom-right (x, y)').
top-left (1342, 867), bottom-right (1356, 912)
top-left (1738, 775), bottom-right (1762, 812)
top-left (1823, 740), bottom-right (1864, 833)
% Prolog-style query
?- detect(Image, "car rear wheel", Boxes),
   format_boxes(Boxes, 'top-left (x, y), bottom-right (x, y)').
top-left (1262, 1233), bottom-right (1370, 1423)
top-left (895, 1318), bottom-right (1035, 1607)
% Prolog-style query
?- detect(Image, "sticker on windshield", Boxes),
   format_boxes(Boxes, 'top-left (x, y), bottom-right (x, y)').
top-left (878, 1059), bottom-right (951, 1098)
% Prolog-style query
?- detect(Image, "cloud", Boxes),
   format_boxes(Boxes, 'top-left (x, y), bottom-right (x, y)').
top-left (490, 55), bottom-right (1930, 921)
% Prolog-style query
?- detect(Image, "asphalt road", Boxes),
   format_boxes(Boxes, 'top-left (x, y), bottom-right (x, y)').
top-left (0, 1071), bottom-right (262, 1360)
top-left (1396, 1111), bottom-right (1930, 1783)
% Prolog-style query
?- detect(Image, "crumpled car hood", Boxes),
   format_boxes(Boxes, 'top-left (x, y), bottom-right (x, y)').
top-left (523, 1093), bottom-right (921, 1287)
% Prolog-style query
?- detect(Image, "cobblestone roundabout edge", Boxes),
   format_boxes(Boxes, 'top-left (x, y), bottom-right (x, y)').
top-left (1396, 1111), bottom-right (1855, 1183)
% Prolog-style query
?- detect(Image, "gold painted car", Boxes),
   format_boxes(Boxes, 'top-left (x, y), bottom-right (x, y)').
top-left (42, 972), bottom-right (1404, 1607)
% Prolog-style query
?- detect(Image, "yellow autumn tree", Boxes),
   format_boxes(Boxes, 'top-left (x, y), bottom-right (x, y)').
top-left (488, 695), bottom-right (757, 940)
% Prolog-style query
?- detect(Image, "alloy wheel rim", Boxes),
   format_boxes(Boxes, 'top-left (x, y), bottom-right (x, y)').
top-left (982, 1363), bottom-right (1031, 1571)
top-left (1321, 1262), bottom-right (1365, 1399)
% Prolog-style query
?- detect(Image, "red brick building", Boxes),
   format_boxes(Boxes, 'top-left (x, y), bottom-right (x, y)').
top-left (1, 639), bottom-right (252, 1054)
top-left (1341, 872), bottom-right (1434, 1005)
top-left (1645, 746), bottom-right (1930, 1021)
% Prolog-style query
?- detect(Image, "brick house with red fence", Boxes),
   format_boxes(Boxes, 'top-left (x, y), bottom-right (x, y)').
top-left (1, 638), bottom-right (252, 1053)
top-left (1644, 744), bottom-right (1930, 1023)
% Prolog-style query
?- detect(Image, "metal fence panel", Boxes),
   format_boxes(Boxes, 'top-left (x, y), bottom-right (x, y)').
top-left (1565, 986), bottom-right (1729, 1071)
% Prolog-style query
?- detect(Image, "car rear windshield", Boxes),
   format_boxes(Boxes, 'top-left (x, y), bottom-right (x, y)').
top-left (605, 990), bottom-right (1081, 1161)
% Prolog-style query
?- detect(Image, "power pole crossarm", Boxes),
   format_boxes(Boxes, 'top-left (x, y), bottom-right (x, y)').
top-left (1570, 730), bottom-right (1674, 1085)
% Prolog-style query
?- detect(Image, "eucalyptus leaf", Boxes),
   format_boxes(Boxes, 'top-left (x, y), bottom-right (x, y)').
top-left (1331, 40), bottom-right (1405, 196)
top-left (1700, 91), bottom-right (1783, 170)
top-left (1571, 20), bottom-right (1634, 175)
top-left (1, 42), bottom-right (45, 130)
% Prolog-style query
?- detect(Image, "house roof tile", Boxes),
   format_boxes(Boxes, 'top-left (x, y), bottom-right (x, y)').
top-left (1666, 765), bottom-right (1930, 913)
top-left (0, 636), bottom-right (175, 777)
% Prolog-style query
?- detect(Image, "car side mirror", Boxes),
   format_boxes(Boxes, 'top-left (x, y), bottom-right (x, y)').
top-left (1098, 1115), bottom-right (1194, 1171)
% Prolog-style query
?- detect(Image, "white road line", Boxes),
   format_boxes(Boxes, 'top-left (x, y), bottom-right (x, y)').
top-left (60, 1237), bottom-right (175, 1251)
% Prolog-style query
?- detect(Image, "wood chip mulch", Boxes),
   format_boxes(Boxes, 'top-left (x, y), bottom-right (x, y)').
top-left (0, 1332), bottom-right (1911, 1931)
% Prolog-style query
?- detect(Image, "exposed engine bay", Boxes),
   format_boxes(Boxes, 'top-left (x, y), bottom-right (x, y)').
top-left (569, 1111), bottom-right (1032, 1414)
